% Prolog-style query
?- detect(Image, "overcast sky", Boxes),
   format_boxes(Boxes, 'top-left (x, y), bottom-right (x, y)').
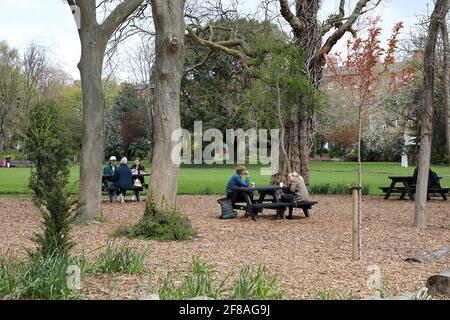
top-left (0, 0), bottom-right (432, 80)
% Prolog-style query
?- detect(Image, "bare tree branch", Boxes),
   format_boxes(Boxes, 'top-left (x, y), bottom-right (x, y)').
top-left (186, 25), bottom-right (250, 69)
top-left (279, 0), bottom-right (304, 33)
top-left (183, 50), bottom-right (214, 77)
top-left (319, 0), bottom-right (380, 61)
top-left (101, 0), bottom-right (145, 38)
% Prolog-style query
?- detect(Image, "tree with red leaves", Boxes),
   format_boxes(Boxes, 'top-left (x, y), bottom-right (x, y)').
top-left (326, 18), bottom-right (405, 258)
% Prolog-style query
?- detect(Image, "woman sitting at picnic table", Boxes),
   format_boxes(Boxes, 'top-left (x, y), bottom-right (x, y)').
top-left (131, 158), bottom-right (146, 185)
top-left (278, 172), bottom-right (310, 216)
top-left (226, 165), bottom-right (250, 201)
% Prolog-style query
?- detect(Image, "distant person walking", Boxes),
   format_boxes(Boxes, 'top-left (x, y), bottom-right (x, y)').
top-left (6, 155), bottom-right (11, 168)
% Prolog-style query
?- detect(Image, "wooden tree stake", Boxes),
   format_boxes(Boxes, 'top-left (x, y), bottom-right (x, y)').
top-left (352, 187), bottom-right (360, 260)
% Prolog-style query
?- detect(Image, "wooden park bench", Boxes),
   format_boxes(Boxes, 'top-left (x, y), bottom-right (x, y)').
top-left (231, 185), bottom-right (318, 220)
top-left (380, 176), bottom-right (449, 201)
top-left (251, 201), bottom-right (318, 219)
top-left (102, 184), bottom-right (144, 201)
top-left (5, 160), bottom-right (33, 168)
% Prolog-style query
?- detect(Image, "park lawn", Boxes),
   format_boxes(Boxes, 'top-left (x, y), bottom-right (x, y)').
top-left (0, 162), bottom-right (449, 196)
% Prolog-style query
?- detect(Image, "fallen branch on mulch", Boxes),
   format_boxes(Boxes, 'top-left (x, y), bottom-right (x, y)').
top-left (405, 246), bottom-right (450, 263)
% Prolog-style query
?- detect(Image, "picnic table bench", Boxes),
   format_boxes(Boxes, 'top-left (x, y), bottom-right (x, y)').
top-left (380, 176), bottom-right (449, 201)
top-left (231, 185), bottom-right (318, 221)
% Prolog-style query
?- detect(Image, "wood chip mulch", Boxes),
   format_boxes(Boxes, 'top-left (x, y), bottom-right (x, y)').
top-left (0, 195), bottom-right (448, 300)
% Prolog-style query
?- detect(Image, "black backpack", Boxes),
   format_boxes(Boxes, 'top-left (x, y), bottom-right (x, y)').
top-left (217, 198), bottom-right (237, 219)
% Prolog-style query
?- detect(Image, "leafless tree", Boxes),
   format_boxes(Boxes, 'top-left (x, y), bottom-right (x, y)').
top-left (126, 39), bottom-right (155, 161)
top-left (0, 42), bottom-right (22, 160)
top-left (22, 42), bottom-right (47, 112)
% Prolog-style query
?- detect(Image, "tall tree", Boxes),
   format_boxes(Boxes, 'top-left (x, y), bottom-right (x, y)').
top-left (327, 19), bottom-right (404, 257)
top-left (127, 40), bottom-right (155, 161)
top-left (415, 0), bottom-right (450, 228)
top-left (67, 0), bottom-right (144, 222)
top-left (149, 0), bottom-right (185, 210)
top-left (22, 42), bottom-right (47, 112)
top-left (277, 0), bottom-right (381, 183)
top-left (442, 22), bottom-right (450, 165)
top-left (0, 41), bottom-right (22, 159)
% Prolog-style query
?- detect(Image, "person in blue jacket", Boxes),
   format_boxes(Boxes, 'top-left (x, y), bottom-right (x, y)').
top-left (115, 157), bottom-right (133, 203)
top-left (226, 165), bottom-right (250, 199)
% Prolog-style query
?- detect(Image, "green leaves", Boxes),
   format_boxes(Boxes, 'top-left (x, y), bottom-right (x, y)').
top-left (23, 102), bottom-right (75, 257)
top-left (243, 42), bottom-right (323, 129)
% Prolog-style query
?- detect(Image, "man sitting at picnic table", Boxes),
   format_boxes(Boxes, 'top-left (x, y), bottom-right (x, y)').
top-left (115, 157), bottom-right (133, 204)
top-left (411, 156), bottom-right (441, 188)
top-left (103, 156), bottom-right (117, 202)
top-left (226, 165), bottom-right (250, 202)
top-left (278, 172), bottom-right (310, 216)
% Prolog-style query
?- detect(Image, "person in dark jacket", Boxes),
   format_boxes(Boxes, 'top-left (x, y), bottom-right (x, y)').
top-left (103, 156), bottom-right (117, 176)
top-left (412, 167), bottom-right (440, 188)
top-left (115, 157), bottom-right (133, 203)
top-left (6, 155), bottom-right (11, 168)
top-left (103, 156), bottom-right (117, 202)
top-left (411, 156), bottom-right (441, 188)
top-left (131, 158), bottom-right (146, 185)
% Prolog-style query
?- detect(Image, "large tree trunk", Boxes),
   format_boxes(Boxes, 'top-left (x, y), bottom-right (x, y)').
top-left (77, 29), bottom-right (108, 222)
top-left (275, 0), bottom-right (328, 184)
top-left (276, 0), bottom-right (377, 183)
top-left (275, 109), bottom-right (313, 184)
top-left (442, 22), bottom-right (450, 165)
top-left (415, 0), bottom-right (450, 228)
top-left (148, 0), bottom-right (185, 210)
top-left (70, 0), bottom-right (144, 222)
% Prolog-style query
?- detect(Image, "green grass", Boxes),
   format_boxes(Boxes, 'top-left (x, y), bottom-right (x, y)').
top-left (317, 289), bottom-right (353, 300)
top-left (153, 256), bottom-right (284, 300)
top-left (1, 161), bottom-right (449, 196)
top-left (90, 241), bottom-right (147, 274)
top-left (0, 251), bottom-right (84, 300)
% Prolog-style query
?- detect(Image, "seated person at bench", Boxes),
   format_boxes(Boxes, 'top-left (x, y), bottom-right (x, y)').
top-left (279, 172), bottom-right (310, 216)
top-left (226, 165), bottom-right (250, 203)
top-left (411, 155), bottom-right (441, 188)
top-left (103, 156), bottom-right (117, 202)
top-left (115, 157), bottom-right (133, 203)
top-left (411, 166), bottom-right (441, 188)
top-left (131, 158), bottom-right (146, 185)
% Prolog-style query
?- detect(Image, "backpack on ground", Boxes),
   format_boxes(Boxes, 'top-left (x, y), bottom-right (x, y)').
top-left (217, 197), bottom-right (237, 219)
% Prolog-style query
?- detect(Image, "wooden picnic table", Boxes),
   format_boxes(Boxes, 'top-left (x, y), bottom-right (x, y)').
top-left (102, 173), bottom-right (151, 202)
top-left (231, 185), bottom-right (317, 221)
top-left (380, 176), bottom-right (448, 201)
top-left (102, 173), bottom-right (150, 183)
